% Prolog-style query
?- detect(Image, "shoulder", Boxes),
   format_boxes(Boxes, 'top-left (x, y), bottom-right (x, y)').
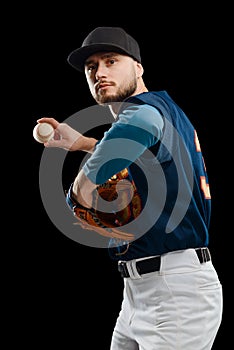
top-left (118, 103), bottom-right (164, 134)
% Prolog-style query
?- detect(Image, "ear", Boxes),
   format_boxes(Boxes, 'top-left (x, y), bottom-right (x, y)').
top-left (136, 62), bottom-right (144, 78)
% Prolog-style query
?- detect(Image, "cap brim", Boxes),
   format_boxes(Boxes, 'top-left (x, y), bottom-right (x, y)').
top-left (67, 43), bottom-right (134, 72)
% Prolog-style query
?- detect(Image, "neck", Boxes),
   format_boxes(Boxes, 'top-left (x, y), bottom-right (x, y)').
top-left (109, 79), bottom-right (148, 117)
top-left (135, 77), bottom-right (148, 95)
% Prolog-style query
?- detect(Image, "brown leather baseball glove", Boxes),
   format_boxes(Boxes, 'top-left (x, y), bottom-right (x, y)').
top-left (66, 168), bottom-right (142, 241)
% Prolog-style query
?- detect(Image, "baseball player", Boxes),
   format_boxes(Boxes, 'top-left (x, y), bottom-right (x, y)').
top-left (37, 27), bottom-right (223, 349)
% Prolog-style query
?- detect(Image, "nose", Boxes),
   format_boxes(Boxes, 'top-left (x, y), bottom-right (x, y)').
top-left (95, 61), bottom-right (107, 81)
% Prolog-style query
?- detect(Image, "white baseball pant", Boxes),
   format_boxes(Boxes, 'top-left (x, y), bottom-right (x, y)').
top-left (110, 248), bottom-right (223, 350)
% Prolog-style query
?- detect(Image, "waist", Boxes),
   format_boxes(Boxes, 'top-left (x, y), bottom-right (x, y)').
top-left (118, 247), bottom-right (211, 279)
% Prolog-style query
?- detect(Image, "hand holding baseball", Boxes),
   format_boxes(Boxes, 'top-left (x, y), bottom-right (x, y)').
top-left (33, 117), bottom-right (94, 151)
top-left (33, 122), bottom-right (55, 143)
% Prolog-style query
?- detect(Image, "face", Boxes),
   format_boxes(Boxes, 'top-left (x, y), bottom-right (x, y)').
top-left (84, 52), bottom-right (141, 105)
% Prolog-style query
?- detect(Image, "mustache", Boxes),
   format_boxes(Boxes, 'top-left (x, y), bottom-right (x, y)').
top-left (95, 80), bottom-right (114, 90)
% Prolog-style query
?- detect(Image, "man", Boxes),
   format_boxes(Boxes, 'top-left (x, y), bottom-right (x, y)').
top-left (37, 27), bottom-right (223, 349)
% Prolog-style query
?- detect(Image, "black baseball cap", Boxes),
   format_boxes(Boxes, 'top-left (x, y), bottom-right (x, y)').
top-left (67, 27), bottom-right (141, 72)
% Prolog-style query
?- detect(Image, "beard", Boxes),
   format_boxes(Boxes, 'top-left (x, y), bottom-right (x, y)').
top-left (95, 77), bottom-right (138, 105)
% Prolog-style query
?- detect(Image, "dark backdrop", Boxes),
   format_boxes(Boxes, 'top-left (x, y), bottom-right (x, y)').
top-left (30, 6), bottom-right (229, 349)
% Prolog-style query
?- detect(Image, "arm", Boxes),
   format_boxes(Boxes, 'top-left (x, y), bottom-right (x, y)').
top-left (82, 104), bottom-right (164, 184)
top-left (72, 168), bottom-right (97, 208)
top-left (71, 104), bottom-right (164, 207)
top-left (36, 117), bottom-right (97, 152)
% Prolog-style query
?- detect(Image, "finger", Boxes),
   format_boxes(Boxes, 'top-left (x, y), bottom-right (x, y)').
top-left (74, 216), bottom-right (135, 240)
top-left (44, 137), bottom-right (69, 149)
top-left (111, 228), bottom-right (135, 240)
top-left (36, 117), bottom-right (60, 129)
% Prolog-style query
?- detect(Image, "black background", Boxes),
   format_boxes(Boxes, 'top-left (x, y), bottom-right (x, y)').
top-left (30, 5), bottom-right (230, 349)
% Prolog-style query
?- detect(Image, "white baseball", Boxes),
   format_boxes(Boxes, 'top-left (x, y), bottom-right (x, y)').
top-left (33, 122), bottom-right (55, 143)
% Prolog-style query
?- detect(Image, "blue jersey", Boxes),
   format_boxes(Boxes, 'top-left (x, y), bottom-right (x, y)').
top-left (83, 91), bottom-right (211, 260)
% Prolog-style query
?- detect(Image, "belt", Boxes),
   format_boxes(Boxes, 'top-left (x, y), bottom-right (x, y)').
top-left (118, 247), bottom-right (211, 278)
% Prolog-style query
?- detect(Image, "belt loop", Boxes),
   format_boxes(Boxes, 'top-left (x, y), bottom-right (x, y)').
top-left (195, 247), bottom-right (211, 263)
top-left (118, 261), bottom-right (129, 278)
top-left (201, 247), bottom-right (207, 262)
top-left (203, 247), bottom-right (211, 262)
top-left (127, 260), bottom-right (142, 279)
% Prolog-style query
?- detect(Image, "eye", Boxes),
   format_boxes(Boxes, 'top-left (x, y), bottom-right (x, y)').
top-left (107, 58), bottom-right (117, 66)
top-left (104, 57), bottom-right (117, 66)
top-left (86, 64), bottom-right (96, 73)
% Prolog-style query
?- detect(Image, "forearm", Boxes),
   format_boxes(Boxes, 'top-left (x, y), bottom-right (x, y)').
top-left (72, 169), bottom-right (97, 208)
top-left (76, 135), bottom-right (98, 153)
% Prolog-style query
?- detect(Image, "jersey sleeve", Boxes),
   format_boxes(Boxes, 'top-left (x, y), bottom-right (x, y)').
top-left (83, 104), bottom-right (164, 184)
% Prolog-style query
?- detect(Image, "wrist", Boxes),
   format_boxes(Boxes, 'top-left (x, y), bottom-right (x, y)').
top-left (80, 136), bottom-right (98, 153)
